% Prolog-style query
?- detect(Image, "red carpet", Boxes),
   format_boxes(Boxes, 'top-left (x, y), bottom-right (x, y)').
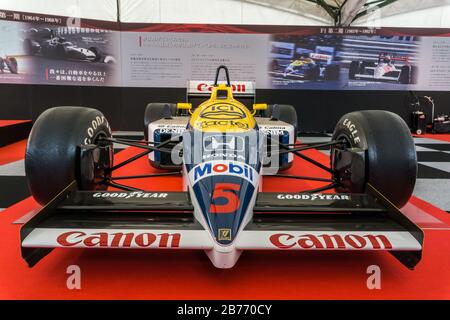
top-left (0, 120), bottom-right (31, 127)
top-left (0, 139), bottom-right (27, 165)
top-left (0, 145), bottom-right (449, 299)
top-left (413, 133), bottom-right (450, 143)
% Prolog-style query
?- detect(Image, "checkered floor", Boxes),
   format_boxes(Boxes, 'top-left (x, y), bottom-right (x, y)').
top-left (1, 132), bottom-right (449, 212)
top-left (304, 133), bottom-right (450, 212)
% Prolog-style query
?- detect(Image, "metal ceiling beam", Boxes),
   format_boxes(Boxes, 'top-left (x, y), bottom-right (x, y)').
top-left (352, 0), bottom-right (397, 23)
top-left (240, 0), bottom-right (402, 26)
top-left (339, 0), bottom-right (368, 26)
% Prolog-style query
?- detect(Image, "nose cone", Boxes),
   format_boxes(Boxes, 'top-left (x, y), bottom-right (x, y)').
top-left (188, 160), bottom-right (259, 245)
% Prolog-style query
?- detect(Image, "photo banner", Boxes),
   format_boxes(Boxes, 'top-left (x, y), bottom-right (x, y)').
top-left (0, 9), bottom-right (121, 86)
top-left (1, 9), bottom-right (450, 91)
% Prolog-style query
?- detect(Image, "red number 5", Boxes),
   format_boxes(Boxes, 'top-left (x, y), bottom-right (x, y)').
top-left (210, 183), bottom-right (240, 214)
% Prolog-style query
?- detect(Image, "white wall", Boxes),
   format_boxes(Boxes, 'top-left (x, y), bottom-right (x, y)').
top-left (2, 0), bottom-right (450, 28)
top-left (119, 0), bottom-right (326, 25)
top-left (0, 0), bottom-right (117, 21)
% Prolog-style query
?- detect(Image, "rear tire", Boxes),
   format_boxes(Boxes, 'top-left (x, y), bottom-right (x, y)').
top-left (143, 103), bottom-right (180, 170)
top-left (332, 110), bottom-right (417, 208)
top-left (348, 61), bottom-right (359, 80)
top-left (399, 65), bottom-right (412, 84)
top-left (264, 104), bottom-right (298, 138)
top-left (143, 103), bottom-right (177, 140)
top-left (324, 64), bottom-right (339, 80)
top-left (25, 107), bottom-right (113, 205)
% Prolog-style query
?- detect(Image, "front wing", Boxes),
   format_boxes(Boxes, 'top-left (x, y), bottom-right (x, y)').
top-left (21, 181), bottom-right (423, 269)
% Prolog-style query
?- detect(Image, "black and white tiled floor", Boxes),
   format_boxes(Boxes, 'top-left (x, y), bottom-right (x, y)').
top-left (1, 132), bottom-right (449, 212)
top-left (310, 133), bottom-right (450, 212)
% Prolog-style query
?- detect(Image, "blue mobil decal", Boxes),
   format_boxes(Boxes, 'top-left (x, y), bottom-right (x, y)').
top-left (188, 160), bottom-right (258, 187)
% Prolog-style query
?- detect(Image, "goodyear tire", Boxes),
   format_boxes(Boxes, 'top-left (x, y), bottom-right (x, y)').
top-left (332, 110), bottom-right (417, 208)
top-left (25, 107), bottom-right (112, 205)
top-left (143, 103), bottom-right (177, 140)
top-left (264, 104), bottom-right (298, 138)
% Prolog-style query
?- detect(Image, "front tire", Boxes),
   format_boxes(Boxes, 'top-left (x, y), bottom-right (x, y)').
top-left (332, 110), bottom-right (417, 208)
top-left (25, 107), bottom-right (113, 205)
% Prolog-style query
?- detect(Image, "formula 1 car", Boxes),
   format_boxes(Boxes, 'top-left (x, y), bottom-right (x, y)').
top-left (22, 66), bottom-right (423, 269)
top-left (0, 56), bottom-right (18, 74)
top-left (283, 53), bottom-right (340, 80)
top-left (23, 28), bottom-right (103, 62)
top-left (349, 53), bottom-right (416, 84)
top-left (272, 52), bottom-right (339, 81)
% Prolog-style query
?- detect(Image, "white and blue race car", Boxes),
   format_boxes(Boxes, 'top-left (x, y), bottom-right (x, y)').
top-left (21, 66), bottom-right (423, 269)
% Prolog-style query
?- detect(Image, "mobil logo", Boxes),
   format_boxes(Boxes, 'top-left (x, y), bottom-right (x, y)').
top-left (189, 160), bottom-right (258, 186)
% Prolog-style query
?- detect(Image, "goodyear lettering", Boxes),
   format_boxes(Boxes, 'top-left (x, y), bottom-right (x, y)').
top-left (92, 192), bottom-right (168, 199)
top-left (83, 115), bottom-right (111, 145)
top-left (277, 194), bottom-right (350, 201)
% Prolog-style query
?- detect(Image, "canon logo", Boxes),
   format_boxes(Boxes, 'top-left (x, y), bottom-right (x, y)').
top-left (57, 231), bottom-right (181, 248)
top-left (270, 233), bottom-right (393, 250)
top-left (197, 83), bottom-right (247, 92)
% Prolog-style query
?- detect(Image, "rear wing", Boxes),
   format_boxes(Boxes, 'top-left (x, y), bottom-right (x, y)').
top-left (20, 182), bottom-right (423, 269)
top-left (186, 80), bottom-right (256, 107)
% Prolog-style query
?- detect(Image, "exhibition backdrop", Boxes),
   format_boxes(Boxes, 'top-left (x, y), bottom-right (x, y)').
top-left (1, 9), bottom-right (450, 132)
top-left (1, 9), bottom-right (450, 90)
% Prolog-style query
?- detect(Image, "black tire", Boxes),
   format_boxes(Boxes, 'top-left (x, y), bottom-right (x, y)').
top-left (5, 57), bottom-right (18, 74)
top-left (307, 65), bottom-right (320, 81)
top-left (349, 61), bottom-right (359, 79)
top-left (399, 65), bottom-right (412, 84)
top-left (89, 47), bottom-right (102, 62)
top-left (25, 107), bottom-right (113, 205)
top-left (410, 66), bottom-right (418, 84)
top-left (324, 64), bottom-right (340, 80)
top-left (332, 110), bottom-right (417, 208)
top-left (55, 44), bottom-right (66, 59)
top-left (264, 104), bottom-right (298, 138)
top-left (143, 103), bottom-right (177, 140)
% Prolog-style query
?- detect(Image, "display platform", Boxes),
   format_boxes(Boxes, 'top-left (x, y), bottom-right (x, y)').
top-left (0, 120), bottom-right (31, 147)
top-left (0, 140), bottom-right (449, 299)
